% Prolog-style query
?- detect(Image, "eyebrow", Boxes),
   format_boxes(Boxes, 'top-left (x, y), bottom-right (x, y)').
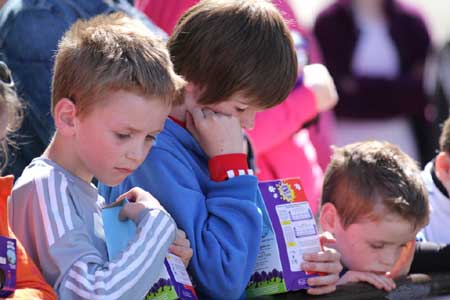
top-left (122, 127), bottom-right (163, 135)
top-left (236, 102), bottom-right (249, 106)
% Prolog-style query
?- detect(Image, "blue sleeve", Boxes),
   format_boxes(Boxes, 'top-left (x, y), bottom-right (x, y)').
top-left (101, 148), bottom-right (263, 300)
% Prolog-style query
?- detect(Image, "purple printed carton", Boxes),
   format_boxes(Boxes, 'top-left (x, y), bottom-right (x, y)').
top-left (246, 178), bottom-right (322, 297)
top-left (146, 253), bottom-right (197, 300)
top-left (0, 236), bottom-right (16, 297)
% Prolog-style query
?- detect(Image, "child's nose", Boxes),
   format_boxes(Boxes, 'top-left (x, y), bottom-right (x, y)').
top-left (126, 145), bottom-right (146, 162)
top-left (380, 249), bottom-right (399, 267)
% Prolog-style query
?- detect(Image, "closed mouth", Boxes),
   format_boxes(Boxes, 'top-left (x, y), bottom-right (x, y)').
top-left (115, 167), bottom-right (134, 174)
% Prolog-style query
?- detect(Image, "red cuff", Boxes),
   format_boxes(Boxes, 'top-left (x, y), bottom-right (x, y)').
top-left (209, 153), bottom-right (253, 182)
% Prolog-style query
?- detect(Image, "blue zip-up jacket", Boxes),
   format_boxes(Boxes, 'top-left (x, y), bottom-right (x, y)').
top-left (99, 119), bottom-right (266, 300)
top-left (0, 0), bottom-right (166, 178)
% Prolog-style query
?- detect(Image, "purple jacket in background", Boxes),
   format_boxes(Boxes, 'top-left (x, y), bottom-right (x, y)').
top-left (313, 0), bottom-right (432, 120)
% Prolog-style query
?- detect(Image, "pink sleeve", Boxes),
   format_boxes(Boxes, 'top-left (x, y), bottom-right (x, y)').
top-left (247, 86), bottom-right (317, 154)
top-left (135, 0), bottom-right (198, 34)
top-left (275, 0), bottom-right (322, 63)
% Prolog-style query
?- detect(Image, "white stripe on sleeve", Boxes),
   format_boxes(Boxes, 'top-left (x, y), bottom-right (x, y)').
top-left (34, 177), bottom-right (55, 246)
top-left (60, 175), bottom-right (74, 231)
top-left (226, 170), bottom-right (235, 178)
top-left (66, 226), bottom-right (174, 299)
top-left (65, 212), bottom-right (174, 297)
top-left (48, 171), bottom-right (66, 238)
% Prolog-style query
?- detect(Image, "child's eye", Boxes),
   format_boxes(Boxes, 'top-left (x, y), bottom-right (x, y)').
top-left (145, 135), bottom-right (156, 143)
top-left (370, 243), bottom-right (385, 250)
top-left (115, 133), bottom-right (131, 140)
top-left (235, 107), bottom-right (247, 113)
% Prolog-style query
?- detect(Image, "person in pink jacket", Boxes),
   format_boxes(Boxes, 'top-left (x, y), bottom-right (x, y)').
top-left (135, 0), bottom-right (338, 214)
top-left (275, 1), bottom-right (338, 172)
top-left (135, 0), bottom-right (197, 35)
top-left (246, 0), bottom-right (338, 214)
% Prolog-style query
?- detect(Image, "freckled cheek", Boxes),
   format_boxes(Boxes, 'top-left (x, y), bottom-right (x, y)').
top-left (389, 248), bottom-right (400, 260)
top-left (99, 139), bottom-right (127, 162)
top-left (352, 254), bottom-right (376, 271)
top-left (362, 257), bottom-right (374, 269)
top-left (139, 142), bottom-right (155, 161)
top-left (348, 244), bottom-right (374, 269)
top-left (338, 242), bottom-right (356, 267)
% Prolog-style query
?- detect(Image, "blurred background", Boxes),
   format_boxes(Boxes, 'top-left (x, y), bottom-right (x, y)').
top-left (292, 0), bottom-right (450, 46)
top-left (1, 0), bottom-right (450, 183)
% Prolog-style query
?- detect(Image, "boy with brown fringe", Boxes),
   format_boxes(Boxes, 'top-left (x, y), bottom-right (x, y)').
top-left (101, 1), bottom-right (342, 299)
top-left (320, 141), bottom-right (429, 291)
top-left (9, 12), bottom-right (188, 300)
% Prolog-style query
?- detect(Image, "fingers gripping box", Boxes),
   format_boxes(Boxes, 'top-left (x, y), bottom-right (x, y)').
top-left (0, 236), bottom-right (16, 297)
top-left (246, 178), bottom-right (322, 297)
top-left (146, 253), bottom-right (197, 300)
top-left (102, 202), bottom-right (197, 300)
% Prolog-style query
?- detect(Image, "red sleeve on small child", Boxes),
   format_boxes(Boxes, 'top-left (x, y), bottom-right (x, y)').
top-left (208, 153), bottom-right (254, 182)
top-left (0, 175), bottom-right (57, 300)
top-left (11, 235), bottom-right (58, 300)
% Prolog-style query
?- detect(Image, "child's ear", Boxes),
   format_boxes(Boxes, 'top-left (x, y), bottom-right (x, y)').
top-left (184, 82), bottom-right (204, 103)
top-left (53, 98), bottom-right (77, 136)
top-left (319, 202), bottom-right (340, 234)
top-left (435, 152), bottom-right (450, 182)
top-left (184, 82), bottom-right (197, 94)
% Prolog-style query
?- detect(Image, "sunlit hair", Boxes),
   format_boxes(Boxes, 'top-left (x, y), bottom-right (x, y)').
top-left (169, 0), bottom-right (297, 108)
top-left (52, 12), bottom-right (185, 117)
top-left (439, 117), bottom-right (450, 154)
top-left (0, 62), bottom-right (23, 171)
top-left (322, 140), bottom-right (429, 230)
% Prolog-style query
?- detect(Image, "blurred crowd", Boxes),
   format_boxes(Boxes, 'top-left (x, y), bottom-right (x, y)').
top-left (0, 0), bottom-right (450, 299)
top-left (1, 0), bottom-right (449, 208)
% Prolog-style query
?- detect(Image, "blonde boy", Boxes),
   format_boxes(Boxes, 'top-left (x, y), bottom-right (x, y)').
top-left (320, 141), bottom-right (429, 291)
top-left (9, 13), bottom-right (186, 299)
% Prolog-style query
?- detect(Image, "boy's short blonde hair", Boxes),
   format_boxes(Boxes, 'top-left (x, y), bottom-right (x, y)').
top-left (52, 12), bottom-right (185, 116)
top-left (322, 141), bottom-right (429, 230)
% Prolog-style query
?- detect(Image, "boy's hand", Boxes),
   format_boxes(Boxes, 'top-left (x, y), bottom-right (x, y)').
top-left (301, 232), bottom-right (342, 295)
top-left (113, 187), bottom-right (164, 223)
top-left (303, 64), bottom-right (338, 112)
top-left (302, 248), bottom-right (342, 295)
top-left (338, 270), bottom-right (396, 291)
top-left (169, 229), bottom-right (193, 268)
top-left (186, 107), bottom-right (244, 157)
